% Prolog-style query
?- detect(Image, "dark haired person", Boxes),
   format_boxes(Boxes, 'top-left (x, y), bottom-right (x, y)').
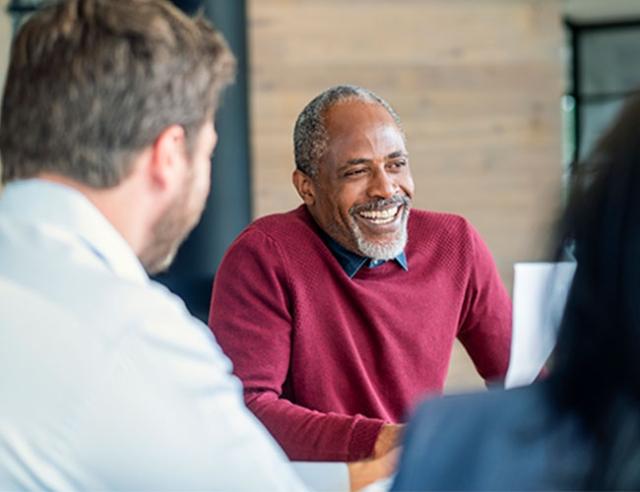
top-left (0, 1), bottom-right (309, 489)
top-left (392, 94), bottom-right (640, 490)
top-left (209, 85), bottom-right (512, 463)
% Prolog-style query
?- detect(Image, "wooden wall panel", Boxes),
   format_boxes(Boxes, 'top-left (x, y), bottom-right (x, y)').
top-left (0, 0), bottom-right (11, 180)
top-left (248, 0), bottom-right (565, 389)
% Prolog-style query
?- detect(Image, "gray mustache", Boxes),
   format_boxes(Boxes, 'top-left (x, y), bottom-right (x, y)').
top-left (350, 195), bottom-right (410, 215)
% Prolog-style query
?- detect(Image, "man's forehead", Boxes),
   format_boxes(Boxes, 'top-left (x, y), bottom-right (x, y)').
top-left (324, 103), bottom-right (404, 155)
top-left (324, 99), bottom-right (397, 133)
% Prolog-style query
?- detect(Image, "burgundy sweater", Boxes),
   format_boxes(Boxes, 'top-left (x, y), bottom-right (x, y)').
top-left (209, 206), bottom-right (511, 461)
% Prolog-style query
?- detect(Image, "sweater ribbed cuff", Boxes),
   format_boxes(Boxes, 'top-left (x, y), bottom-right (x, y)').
top-left (348, 417), bottom-right (386, 461)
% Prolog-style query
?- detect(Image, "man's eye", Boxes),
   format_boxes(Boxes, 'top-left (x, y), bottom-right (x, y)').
top-left (389, 160), bottom-right (407, 169)
top-left (345, 169), bottom-right (367, 177)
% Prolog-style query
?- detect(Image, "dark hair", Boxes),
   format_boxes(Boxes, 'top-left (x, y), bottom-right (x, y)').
top-left (549, 94), bottom-right (640, 489)
top-left (0, 0), bottom-right (235, 187)
top-left (293, 84), bottom-right (403, 178)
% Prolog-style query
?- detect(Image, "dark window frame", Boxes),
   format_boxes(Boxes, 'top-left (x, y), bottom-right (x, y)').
top-left (565, 19), bottom-right (640, 165)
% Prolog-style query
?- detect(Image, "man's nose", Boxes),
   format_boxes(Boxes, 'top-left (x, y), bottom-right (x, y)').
top-left (367, 168), bottom-right (397, 200)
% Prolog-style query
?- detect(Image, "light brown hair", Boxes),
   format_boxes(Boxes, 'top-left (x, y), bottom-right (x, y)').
top-left (0, 0), bottom-right (235, 186)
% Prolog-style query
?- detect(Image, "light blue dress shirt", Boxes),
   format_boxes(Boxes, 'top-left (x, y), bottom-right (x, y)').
top-left (0, 180), bottom-right (317, 491)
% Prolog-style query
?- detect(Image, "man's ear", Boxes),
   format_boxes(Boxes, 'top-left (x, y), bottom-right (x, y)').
top-left (149, 125), bottom-right (187, 191)
top-left (292, 169), bottom-right (317, 206)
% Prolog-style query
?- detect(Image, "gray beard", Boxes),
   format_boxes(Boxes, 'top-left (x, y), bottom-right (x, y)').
top-left (348, 205), bottom-right (410, 260)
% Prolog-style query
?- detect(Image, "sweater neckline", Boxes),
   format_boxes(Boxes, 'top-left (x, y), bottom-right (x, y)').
top-left (296, 205), bottom-right (409, 279)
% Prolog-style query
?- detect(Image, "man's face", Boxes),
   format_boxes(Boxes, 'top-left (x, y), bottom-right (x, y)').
top-left (143, 120), bottom-right (217, 274)
top-left (306, 100), bottom-right (415, 260)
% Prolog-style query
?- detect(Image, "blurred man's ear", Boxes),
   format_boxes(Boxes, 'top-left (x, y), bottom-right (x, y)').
top-left (149, 125), bottom-right (188, 192)
top-left (292, 169), bottom-right (316, 206)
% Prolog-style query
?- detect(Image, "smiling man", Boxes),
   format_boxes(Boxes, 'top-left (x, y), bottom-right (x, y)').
top-left (209, 85), bottom-right (512, 463)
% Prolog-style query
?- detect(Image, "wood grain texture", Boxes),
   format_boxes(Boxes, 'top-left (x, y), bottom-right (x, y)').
top-left (248, 0), bottom-right (565, 390)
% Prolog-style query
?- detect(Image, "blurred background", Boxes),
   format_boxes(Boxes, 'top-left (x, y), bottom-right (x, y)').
top-left (2, 0), bottom-right (640, 390)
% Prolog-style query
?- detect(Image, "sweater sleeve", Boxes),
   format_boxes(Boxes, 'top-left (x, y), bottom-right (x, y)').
top-left (457, 222), bottom-right (512, 383)
top-left (209, 228), bottom-right (384, 461)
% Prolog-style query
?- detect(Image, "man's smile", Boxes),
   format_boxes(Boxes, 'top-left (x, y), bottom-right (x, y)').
top-left (350, 196), bottom-right (409, 237)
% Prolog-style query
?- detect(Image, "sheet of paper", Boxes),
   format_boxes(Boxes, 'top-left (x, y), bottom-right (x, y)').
top-left (291, 462), bottom-right (392, 492)
top-left (505, 262), bottom-right (576, 389)
top-left (291, 461), bottom-right (349, 491)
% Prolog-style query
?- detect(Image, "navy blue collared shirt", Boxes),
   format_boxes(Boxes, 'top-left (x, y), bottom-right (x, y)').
top-left (321, 232), bottom-right (409, 278)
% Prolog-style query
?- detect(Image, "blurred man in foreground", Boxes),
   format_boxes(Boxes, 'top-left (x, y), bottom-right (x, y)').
top-left (0, 1), bottom-right (308, 489)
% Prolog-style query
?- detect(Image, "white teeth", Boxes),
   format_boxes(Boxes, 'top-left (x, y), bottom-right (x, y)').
top-left (358, 206), bottom-right (399, 224)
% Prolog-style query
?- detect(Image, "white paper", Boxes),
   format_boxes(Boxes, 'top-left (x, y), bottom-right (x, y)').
top-left (505, 262), bottom-right (576, 389)
top-left (291, 461), bottom-right (349, 491)
top-left (291, 462), bottom-right (392, 492)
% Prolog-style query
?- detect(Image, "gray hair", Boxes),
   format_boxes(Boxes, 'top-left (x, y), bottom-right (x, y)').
top-left (293, 85), bottom-right (403, 178)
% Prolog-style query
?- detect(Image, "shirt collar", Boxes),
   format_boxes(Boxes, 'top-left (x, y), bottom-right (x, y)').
top-left (0, 179), bottom-right (148, 284)
top-left (321, 231), bottom-right (408, 278)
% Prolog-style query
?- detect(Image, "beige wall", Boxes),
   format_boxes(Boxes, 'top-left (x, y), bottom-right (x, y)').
top-left (0, 0), bottom-right (9, 90)
top-left (248, 0), bottom-right (565, 390)
top-left (0, 0), bottom-right (11, 180)
top-left (0, 0), bottom-right (10, 97)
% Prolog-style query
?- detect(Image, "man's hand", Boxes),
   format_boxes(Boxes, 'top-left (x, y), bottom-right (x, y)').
top-left (346, 424), bottom-right (405, 491)
top-left (347, 447), bottom-right (399, 492)
top-left (373, 423), bottom-right (404, 458)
